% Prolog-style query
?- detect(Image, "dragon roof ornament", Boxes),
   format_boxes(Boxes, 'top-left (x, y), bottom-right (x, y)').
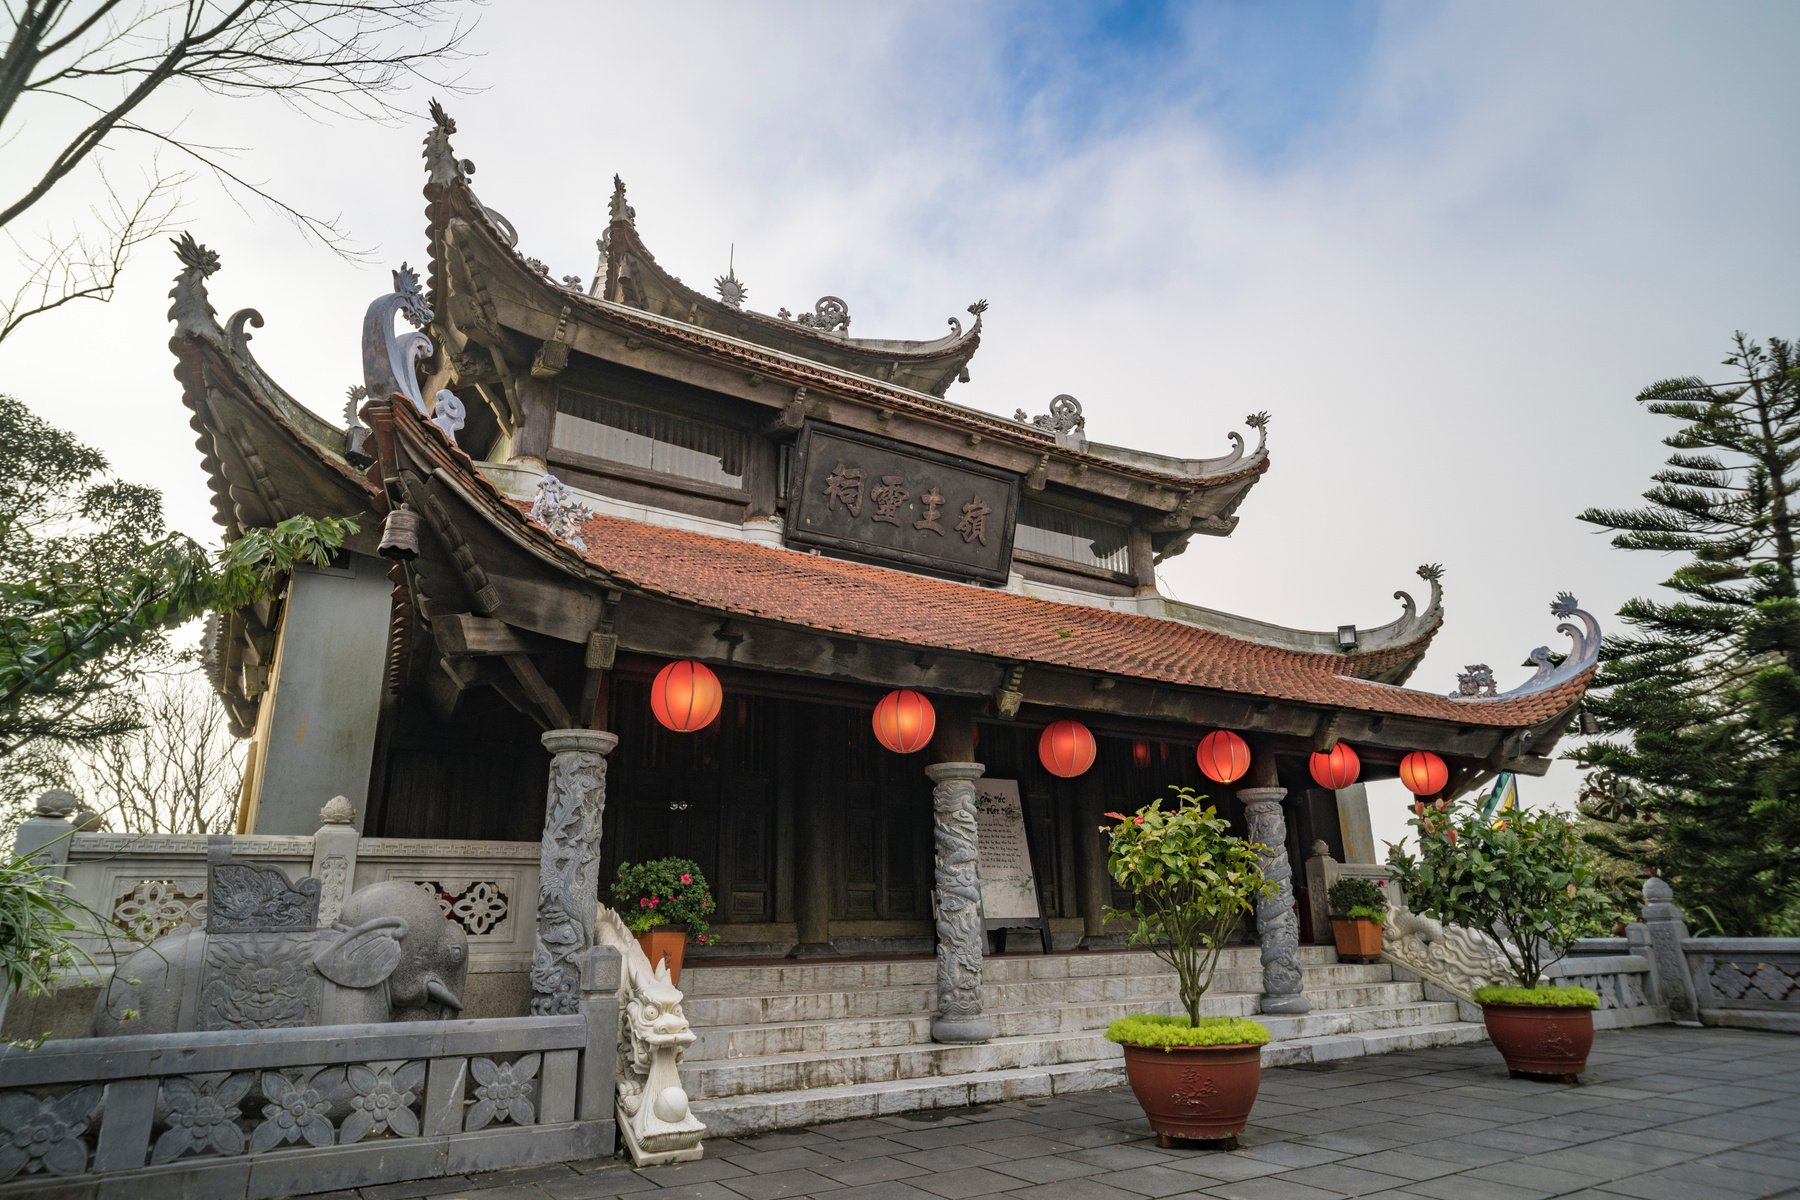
top-left (362, 264), bottom-right (434, 416)
top-left (609, 175), bottom-right (636, 226)
top-left (168, 232), bottom-right (222, 340)
top-left (423, 99), bottom-right (474, 189)
top-left (1449, 592), bottom-right (1601, 702)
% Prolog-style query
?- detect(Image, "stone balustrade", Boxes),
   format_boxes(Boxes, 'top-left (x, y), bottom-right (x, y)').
top-left (0, 954), bottom-right (619, 1199)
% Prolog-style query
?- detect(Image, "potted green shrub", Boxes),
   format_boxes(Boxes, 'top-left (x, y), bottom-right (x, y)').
top-left (1100, 789), bottom-right (1276, 1147)
top-left (1325, 875), bottom-right (1387, 963)
top-left (611, 857), bottom-right (714, 985)
top-left (1385, 799), bottom-right (1613, 1081)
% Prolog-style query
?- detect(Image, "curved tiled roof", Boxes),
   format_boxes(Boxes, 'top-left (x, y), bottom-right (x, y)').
top-left (373, 391), bottom-right (1585, 732)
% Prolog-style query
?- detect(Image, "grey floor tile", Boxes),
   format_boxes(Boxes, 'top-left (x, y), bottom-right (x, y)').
top-left (717, 1167), bottom-right (845, 1199)
top-left (984, 1154), bottom-right (1108, 1185)
top-left (1101, 1164), bottom-right (1222, 1198)
top-left (1272, 1162), bottom-right (1414, 1196)
top-left (909, 1167), bottom-right (1027, 1199)
top-left (1201, 1177), bottom-right (1355, 1200)
top-left (814, 1157), bottom-right (933, 1187)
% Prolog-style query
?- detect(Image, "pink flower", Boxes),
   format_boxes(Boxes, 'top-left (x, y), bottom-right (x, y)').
top-left (1133, 816), bottom-right (1144, 825)
top-left (639, 898), bottom-right (648, 908)
top-left (696, 935), bottom-right (708, 944)
top-left (649, 898), bottom-right (659, 908)
top-left (680, 874), bottom-right (692, 884)
top-left (1377, 879), bottom-right (1387, 887)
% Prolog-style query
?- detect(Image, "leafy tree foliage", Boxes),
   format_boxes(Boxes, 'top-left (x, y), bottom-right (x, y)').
top-left (1572, 334), bottom-right (1800, 935)
top-left (1386, 801), bottom-right (1613, 988)
top-left (0, 393), bottom-right (353, 811)
top-left (1101, 789), bottom-right (1274, 1024)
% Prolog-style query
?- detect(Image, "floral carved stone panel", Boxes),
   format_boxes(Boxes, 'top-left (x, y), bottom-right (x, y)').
top-left (0, 1086), bottom-right (99, 1180)
top-left (414, 879), bottom-right (511, 936)
top-left (467, 1054), bottom-right (540, 1130)
top-left (112, 877), bottom-right (207, 941)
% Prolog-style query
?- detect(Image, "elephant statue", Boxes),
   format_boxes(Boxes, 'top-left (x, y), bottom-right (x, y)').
top-left (94, 880), bottom-right (469, 1036)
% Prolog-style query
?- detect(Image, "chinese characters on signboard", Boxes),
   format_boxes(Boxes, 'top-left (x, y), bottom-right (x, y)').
top-left (787, 423), bottom-right (1019, 583)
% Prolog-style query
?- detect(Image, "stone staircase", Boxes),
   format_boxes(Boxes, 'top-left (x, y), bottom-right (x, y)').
top-left (681, 945), bottom-right (1487, 1136)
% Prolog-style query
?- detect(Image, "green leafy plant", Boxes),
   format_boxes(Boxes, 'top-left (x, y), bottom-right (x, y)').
top-left (1105, 1013), bottom-right (1272, 1049)
top-left (1100, 788), bottom-right (1275, 1028)
top-left (1326, 876), bottom-right (1387, 923)
top-left (1386, 799), bottom-right (1615, 989)
top-left (1472, 985), bottom-right (1600, 1009)
top-left (611, 857), bottom-right (714, 942)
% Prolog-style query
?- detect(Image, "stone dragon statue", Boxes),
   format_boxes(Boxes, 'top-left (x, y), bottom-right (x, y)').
top-left (593, 904), bottom-right (705, 1165)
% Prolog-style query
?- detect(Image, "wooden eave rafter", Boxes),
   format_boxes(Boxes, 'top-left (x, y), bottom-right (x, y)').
top-left (370, 398), bottom-right (1588, 776)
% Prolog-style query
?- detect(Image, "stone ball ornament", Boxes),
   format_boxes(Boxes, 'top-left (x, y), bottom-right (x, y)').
top-left (650, 660), bottom-right (723, 733)
top-left (1039, 719), bottom-right (1097, 778)
top-left (1309, 742), bottom-right (1361, 790)
top-left (873, 689), bottom-right (936, 754)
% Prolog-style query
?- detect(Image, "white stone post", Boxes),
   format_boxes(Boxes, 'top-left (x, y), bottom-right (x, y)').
top-left (926, 761), bottom-right (993, 1044)
top-left (532, 728), bottom-right (617, 1016)
top-left (310, 795), bottom-right (361, 926)
top-left (1638, 876), bottom-right (1700, 1024)
top-left (1240, 786), bottom-right (1311, 1014)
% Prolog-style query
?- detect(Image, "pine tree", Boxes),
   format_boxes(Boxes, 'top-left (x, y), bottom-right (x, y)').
top-left (1574, 333), bottom-right (1800, 935)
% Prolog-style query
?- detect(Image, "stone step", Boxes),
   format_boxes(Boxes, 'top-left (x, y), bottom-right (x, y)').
top-left (686, 1029), bottom-right (1116, 1099)
top-left (688, 1020), bottom-right (1494, 1137)
top-left (679, 946), bottom-right (1339, 996)
top-left (1261, 1019), bottom-right (1491, 1067)
top-left (682, 975), bottom-right (1419, 1028)
top-left (687, 997), bottom-right (1462, 1064)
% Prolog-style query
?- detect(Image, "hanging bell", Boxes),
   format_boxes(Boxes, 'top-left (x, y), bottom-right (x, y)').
top-left (378, 503), bottom-right (421, 560)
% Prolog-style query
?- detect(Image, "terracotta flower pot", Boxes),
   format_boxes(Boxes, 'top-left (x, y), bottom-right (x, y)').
top-left (1330, 917), bottom-right (1384, 962)
top-left (635, 925), bottom-right (688, 985)
top-left (1480, 1002), bottom-right (1594, 1082)
top-left (1119, 1042), bottom-right (1263, 1147)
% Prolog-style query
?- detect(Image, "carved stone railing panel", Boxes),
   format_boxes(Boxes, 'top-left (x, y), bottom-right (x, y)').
top-left (0, 1002), bottom-right (616, 1198)
top-left (593, 904), bottom-right (704, 1167)
top-left (1685, 939), bottom-right (1800, 1032)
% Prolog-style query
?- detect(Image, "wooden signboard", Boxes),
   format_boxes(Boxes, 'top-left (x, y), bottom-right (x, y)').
top-left (785, 422), bottom-right (1020, 583)
top-left (974, 779), bottom-right (1051, 953)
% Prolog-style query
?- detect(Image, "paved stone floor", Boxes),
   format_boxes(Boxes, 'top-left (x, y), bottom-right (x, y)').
top-left (301, 1026), bottom-right (1800, 1200)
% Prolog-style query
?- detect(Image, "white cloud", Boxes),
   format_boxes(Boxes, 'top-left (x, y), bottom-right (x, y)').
top-left (4, 2), bottom-right (1795, 853)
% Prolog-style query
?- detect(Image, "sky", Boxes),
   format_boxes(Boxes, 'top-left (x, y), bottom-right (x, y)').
top-left (4, 1), bottom-right (1798, 856)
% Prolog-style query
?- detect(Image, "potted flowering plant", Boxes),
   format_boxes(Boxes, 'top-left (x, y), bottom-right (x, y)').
top-left (610, 857), bottom-right (714, 984)
top-left (1100, 789), bottom-right (1276, 1147)
top-left (1325, 876), bottom-right (1387, 963)
top-left (1385, 798), bottom-right (1613, 1081)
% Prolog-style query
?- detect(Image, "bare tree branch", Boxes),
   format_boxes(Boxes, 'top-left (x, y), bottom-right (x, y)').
top-left (0, 0), bottom-right (477, 341)
top-left (0, 157), bottom-right (181, 344)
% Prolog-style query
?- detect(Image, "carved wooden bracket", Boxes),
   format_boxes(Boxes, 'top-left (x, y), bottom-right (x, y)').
top-left (994, 664), bottom-right (1025, 720)
top-left (530, 305), bottom-right (574, 379)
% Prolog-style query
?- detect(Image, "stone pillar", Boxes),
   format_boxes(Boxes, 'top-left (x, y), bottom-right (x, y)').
top-left (1638, 876), bottom-right (1700, 1024)
top-left (532, 728), bottom-right (617, 1016)
top-left (926, 761), bottom-right (993, 1044)
top-left (310, 795), bottom-right (361, 926)
top-left (790, 735), bottom-right (837, 958)
top-left (1240, 786), bottom-right (1311, 1014)
top-left (1076, 772), bottom-right (1111, 949)
top-left (1334, 784), bottom-right (1377, 864)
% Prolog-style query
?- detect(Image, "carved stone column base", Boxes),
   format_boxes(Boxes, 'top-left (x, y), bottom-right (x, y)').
top-left (788, 941), bottom-right (840, 960)
top-left (931, 1014), bottom-right (996, 1044)
top-left (1260, 992), bottom-right (1312, 1015)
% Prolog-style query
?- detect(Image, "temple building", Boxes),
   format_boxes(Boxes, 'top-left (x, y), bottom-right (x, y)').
top-left (164, 104), bottom-right (1599, 1125)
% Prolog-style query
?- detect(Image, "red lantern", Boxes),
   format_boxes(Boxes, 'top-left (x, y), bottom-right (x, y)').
top-left (1196, 730), bottom-right (1251, 785)
top-left (650, 660), bottom-right (722, 733)
top-left (872, 690), bottom-right (936, 754)
top-left (1131, 739), bottom-right (1151, 769)
top-left (1039, 720), bottom-right (1097, 778)
top-left (1309, 742), bottom-right (1361, 790)
top-left (1399, 751), bottom-right (1449, 796)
